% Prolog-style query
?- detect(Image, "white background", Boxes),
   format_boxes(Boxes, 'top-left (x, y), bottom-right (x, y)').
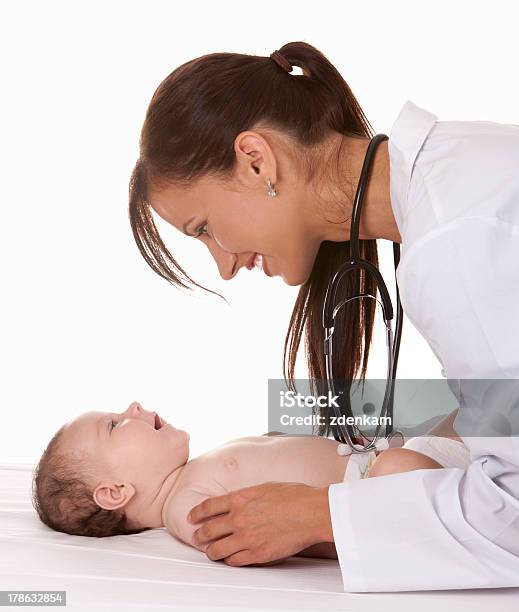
top-left (1, 0), bottom-right (517, 464)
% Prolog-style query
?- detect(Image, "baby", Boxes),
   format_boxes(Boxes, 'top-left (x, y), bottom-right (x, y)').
top-left (32, 401), bottom-right (468, 557)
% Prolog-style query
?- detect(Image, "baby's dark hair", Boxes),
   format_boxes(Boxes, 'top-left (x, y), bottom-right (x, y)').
top-left (32, 425), bottom-right (151, 537)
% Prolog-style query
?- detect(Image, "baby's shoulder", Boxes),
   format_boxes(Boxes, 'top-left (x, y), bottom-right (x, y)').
top-left (163, 483), bottom-right (222, 549)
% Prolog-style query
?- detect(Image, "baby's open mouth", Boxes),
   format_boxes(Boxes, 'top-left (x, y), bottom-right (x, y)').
top-left (154, 413), bottom-right (164, 430)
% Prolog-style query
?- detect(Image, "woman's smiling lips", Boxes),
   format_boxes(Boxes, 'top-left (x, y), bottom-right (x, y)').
top-left (248, 253), bottom-right (272, 277)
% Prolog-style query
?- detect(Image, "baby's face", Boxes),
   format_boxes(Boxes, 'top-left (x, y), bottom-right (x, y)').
top-left (59, 401), bottom-right (190, 486)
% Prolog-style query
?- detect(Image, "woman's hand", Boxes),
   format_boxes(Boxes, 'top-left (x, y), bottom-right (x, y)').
top-left (187, 482), bottom-right (333, 566)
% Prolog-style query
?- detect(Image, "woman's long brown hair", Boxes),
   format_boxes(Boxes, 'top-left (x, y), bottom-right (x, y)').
top-left (129, 41), bottom-right (378, 437)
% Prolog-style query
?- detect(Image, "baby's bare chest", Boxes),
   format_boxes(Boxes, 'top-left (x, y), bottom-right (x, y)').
top-left (181, 436), bottom-right (346, 494)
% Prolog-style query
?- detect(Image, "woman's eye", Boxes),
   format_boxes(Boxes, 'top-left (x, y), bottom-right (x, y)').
top-left (196, 223), bottom-right (208, 237)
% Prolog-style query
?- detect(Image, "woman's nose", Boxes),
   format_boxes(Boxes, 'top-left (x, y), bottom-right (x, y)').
top-left (204, 241), bottom-right (237, 280)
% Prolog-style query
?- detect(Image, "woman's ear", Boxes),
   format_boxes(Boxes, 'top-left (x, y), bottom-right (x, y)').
top-left (93, 482), bottom-right (136, 511)
top-left (234, 131), bottom-right (277, 186)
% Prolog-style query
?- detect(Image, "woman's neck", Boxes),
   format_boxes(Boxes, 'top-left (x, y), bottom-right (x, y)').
top-left (310, 135), bottom-right (401, 244)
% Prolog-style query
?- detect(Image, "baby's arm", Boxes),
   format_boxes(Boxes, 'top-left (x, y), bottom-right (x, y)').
top-left (164, 489), bottom-right (214, 554)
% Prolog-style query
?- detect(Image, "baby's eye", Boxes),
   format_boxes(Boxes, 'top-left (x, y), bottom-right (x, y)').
top-left (196, 223), bottom-right (208, 238)
top-left (110, 420), bottom-right (118, 431)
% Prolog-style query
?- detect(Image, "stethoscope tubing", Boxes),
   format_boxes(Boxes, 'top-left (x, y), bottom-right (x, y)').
top-left (322, 134), bottom-right (404, 453)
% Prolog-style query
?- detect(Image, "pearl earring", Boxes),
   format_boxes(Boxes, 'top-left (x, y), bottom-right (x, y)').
top-left (266, 178), bottom-right (277, 197)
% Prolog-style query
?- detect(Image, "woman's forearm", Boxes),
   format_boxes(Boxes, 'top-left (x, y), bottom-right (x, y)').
top-left (295, 487), bottom-right (337, 559)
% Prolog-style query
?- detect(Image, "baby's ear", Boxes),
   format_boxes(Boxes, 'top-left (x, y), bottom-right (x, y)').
top-left (93, 482), bottom-right (135, 510)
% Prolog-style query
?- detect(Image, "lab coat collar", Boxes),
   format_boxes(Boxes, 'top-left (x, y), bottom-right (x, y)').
top-left (389, 100), bottom-right (438, 235)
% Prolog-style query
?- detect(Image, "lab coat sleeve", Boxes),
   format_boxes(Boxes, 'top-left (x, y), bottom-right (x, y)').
top-left (328, 217), bottom-right (519, 592)
top-left (329, 457), bottom-right (519, 592)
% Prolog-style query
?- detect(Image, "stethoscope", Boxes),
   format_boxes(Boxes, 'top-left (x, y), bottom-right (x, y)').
top-left (322, 133), bottom-right (404, 454)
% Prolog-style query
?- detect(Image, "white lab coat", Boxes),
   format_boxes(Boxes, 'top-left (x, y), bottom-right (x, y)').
top-left (328, 100), bottom-right (519, 592)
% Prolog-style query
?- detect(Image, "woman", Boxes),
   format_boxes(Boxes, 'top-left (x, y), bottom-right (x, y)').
top-left (128, 41), bottom-right (519, 592)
